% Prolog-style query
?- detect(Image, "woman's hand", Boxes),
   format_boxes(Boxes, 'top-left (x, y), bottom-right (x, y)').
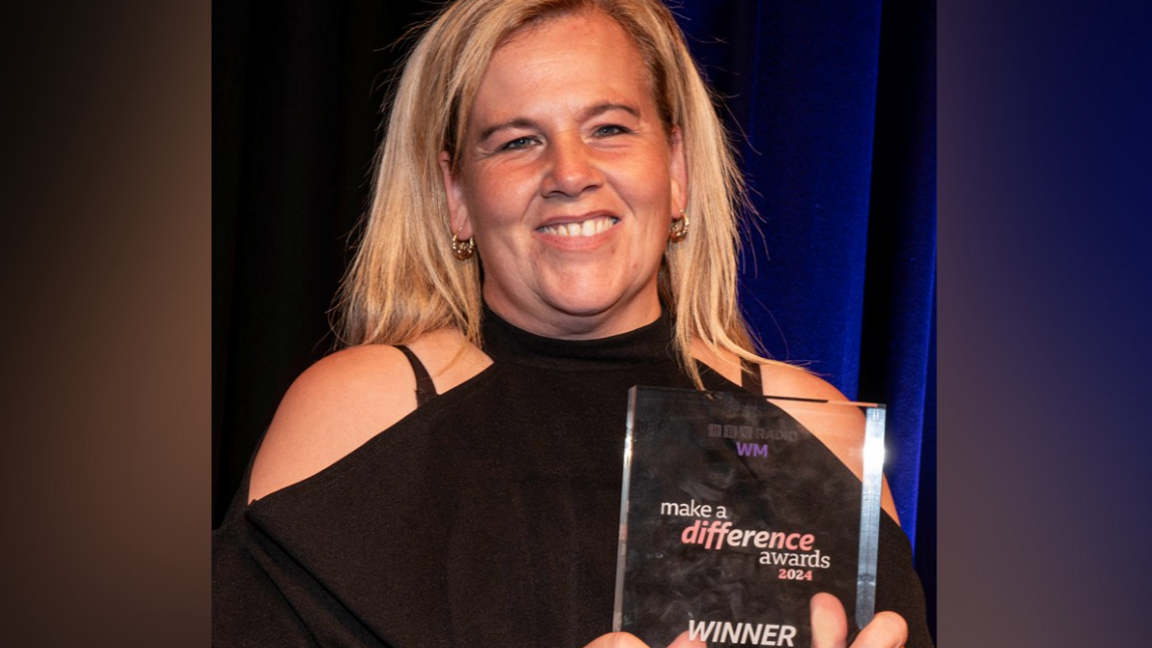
top-left (583, 594), bottom-right (907, 648)
top-left (582, 631), bottom-right (704, 648)
top-left (811, 593), bottom-right (908, 648)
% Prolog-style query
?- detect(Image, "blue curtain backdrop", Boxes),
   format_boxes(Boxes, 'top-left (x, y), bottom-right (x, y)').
top-left (669, 2), bottom-right (937, 630)
top-left (213, 0), bottom-right (936, 635)
top-left (672, 0), bottom-right (936, 545)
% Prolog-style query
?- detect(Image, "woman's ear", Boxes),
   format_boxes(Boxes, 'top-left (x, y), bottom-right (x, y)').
top-left (439, 151), bottom-right (473, 239)
top-left (668, 127), bottom-right (688, 213)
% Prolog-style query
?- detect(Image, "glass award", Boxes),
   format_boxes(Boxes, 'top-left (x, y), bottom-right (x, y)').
top-left (613, 386), bottom-right (886, 647)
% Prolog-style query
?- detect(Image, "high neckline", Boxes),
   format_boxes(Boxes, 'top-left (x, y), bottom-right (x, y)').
top-left (480, 304), bottom-right (676, 371)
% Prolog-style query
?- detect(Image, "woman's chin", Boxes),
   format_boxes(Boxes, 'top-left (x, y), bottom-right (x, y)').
top-left (542, 294), bottom-right (660, 337)
top-left (484, 279), bottom-right (660, 337)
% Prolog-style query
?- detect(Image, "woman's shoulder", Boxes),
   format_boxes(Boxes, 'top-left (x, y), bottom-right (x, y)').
top-left (756, 360), bottom-right (848, 401)
top-left (246, 329), bottom-right (491, 503)
top-left (754, 360), bottom-right (902, 523)
top-left (692, 341), bottom-right (843, 401)
top-left (753, 361), bottom-right (860, 457)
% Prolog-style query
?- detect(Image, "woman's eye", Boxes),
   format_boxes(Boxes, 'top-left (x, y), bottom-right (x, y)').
top-left (499, 136), bottom-right (537, 151)
top-left (594, 124), bottom-right (630, 137)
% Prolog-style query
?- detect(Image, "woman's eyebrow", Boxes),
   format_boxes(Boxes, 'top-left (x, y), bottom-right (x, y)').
top-left (476, 103), bottom-right (642, 143)
top-left (477, 118), bottom-right (536, 144)
top-left (582, 102), bottom-right (641, 121)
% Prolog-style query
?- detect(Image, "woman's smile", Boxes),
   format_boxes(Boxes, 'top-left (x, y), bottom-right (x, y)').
top-left (535, 214), bottom-right (619, 238)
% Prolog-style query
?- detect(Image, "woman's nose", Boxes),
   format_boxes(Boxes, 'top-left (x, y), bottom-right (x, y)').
top-left (542, 135), bottom-right (602, 198)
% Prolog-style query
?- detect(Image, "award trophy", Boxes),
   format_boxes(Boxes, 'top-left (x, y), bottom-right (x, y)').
top-left (613, 386), bottom-right (885, 646)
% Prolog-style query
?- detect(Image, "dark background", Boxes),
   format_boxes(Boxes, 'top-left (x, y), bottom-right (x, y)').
top-left (213, 0), bottom-right (938, 636)
top-left (2, 0), bottom-right (1152, 646)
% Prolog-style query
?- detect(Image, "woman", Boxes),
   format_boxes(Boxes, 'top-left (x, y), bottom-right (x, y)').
top-left (213, 1), bottom-right (930, 646)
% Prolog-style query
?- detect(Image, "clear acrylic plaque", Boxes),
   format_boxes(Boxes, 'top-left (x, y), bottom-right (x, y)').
top-left (613, 386), bottom-right (886, 647)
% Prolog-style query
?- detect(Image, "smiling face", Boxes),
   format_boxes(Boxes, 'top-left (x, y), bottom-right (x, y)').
top-left (440, 10), bottom-right (686, 339)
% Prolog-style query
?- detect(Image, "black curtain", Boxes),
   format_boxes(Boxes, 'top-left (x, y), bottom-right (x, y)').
top-left (213, 0), bottom-right (936, 639)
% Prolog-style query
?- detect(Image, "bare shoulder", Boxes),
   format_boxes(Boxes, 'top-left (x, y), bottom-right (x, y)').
top-left (693, 348), bottom-right (902, 523)
top-left (755, 362), bottom-right (901, 523)
top-left (755, 362), bottom-right (863, 470)
top-left (757, 361), bottom-right (849, 402)
top-left (247, 329), bottom-right (491, 503)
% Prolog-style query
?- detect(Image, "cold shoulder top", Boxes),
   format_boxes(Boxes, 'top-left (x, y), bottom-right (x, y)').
top-left (212, 307), bottom-right (933, 647)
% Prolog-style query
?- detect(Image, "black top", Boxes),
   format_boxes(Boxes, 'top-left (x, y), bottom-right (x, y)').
top-left (395, 345), bottom-right (437, 406)
top-left (212, 307), bottom-right (932, 647)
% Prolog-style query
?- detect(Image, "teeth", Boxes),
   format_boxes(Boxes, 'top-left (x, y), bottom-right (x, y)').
top-left (540, 217), bottom-right (617, 237)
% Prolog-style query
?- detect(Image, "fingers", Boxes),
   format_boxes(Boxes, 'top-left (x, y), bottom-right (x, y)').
top-left (810, 592), bottom-right (849, 648)
top-left (581, 630), bottom-right (705, 648)
top-left (590, 604), bottom-right (904, 648)
top-left (848, 611), bottom-right (907, 648)
top-left (582, 632), bottom-right (651, 648)
top-left (666, 629), bottom-right (707, 648)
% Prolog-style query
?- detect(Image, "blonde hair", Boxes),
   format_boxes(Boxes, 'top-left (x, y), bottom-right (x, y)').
top-left (335, 0), bottom-right (767, 386)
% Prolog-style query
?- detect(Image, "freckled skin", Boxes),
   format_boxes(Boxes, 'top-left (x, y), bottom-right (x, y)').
top-left (440, 12), bottom-right (687, 340)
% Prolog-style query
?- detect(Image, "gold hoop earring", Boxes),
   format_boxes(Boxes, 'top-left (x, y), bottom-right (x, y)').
top-left (669, 208), bottom-right (689, 243)
top-left (450, 227), bottom-right (475, 260)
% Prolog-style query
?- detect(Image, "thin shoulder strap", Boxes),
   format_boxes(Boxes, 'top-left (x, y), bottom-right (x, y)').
top-left (395, 345), bottom-right (439, 407)
top-left (740, 359), bottom-right (763, 395)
